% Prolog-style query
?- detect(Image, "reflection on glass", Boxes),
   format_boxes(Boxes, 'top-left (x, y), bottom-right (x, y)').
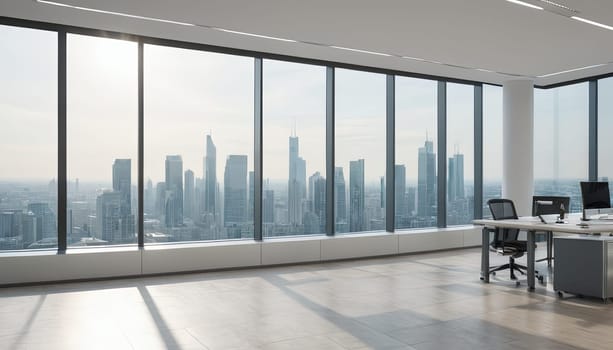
top-left (446, 83), bottom-right (474, 225)
top-left (395, 77), bottom-right (437, 229)
top-left (144, 44), bottom-right (254, 243)
top-left (263, 60), bottom-right (326, 237)
top-left (67, 34), bottom-right (138, 247)
top-left (0, 25), bottom-right (57, 250)
top-left (483, 85), bottom-right (502, 218)
top-left (335, 69), bottom-right (386, 233)
top-left (534, 83), bottom-right (588, 212)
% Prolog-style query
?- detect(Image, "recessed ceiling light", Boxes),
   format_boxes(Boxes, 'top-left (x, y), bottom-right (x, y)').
top-left (506, 0), bottom-right (544, 11)
top-left (571, 16), bottom-right (613, 31)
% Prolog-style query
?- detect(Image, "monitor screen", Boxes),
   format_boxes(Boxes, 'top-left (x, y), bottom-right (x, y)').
top-left (580, 182), bottom-right (611, 209)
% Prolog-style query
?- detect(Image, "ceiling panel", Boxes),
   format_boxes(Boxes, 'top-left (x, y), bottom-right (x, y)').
top-left (2, 0), bottom-right (613, 85)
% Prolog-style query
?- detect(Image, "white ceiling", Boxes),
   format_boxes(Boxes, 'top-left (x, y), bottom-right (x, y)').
top-left (2, 0), bottom-right (613, 86)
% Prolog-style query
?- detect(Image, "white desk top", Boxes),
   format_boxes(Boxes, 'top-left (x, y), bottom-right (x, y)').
top-left (473, 215), bottom-right (613, 234)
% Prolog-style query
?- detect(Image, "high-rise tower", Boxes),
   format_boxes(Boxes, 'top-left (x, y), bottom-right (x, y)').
top-left (224, 155), bottom-right (248, 225)
top-left (349, 159), bottom-right (365, 232)
top-left (204, 135), bottom-right (217, 215)
top-left (417, 140), bottom-right (436, 219)
top-left (288, 136), bottom-right (306, 226)
top-left (112, 159), bottom-right (134, 240)
top-left (165, 155), bottom-right (183, 227)
top-left (395, 164), bottom-right (407, 218)
top-left (448, 153), bottom-right (465, 201)
top-left (184, 169), bottom-right (195, 219)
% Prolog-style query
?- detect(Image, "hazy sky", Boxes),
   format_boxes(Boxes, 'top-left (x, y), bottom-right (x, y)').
top-left (0, 25), bottom-right (57, 182)
top-left (1, 24), bottom-right (598, 187)
top-left (263, 60), bottom-right (326, 182)
top-left (534, 83), bottom-right (589, 181)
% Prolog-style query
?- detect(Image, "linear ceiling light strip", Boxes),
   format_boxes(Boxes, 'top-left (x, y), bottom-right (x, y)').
top-left (506, 0), bottom-right (543, 10)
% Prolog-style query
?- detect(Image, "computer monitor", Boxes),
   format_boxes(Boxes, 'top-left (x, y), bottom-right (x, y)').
top-left (580, 182), bottom-right (611, 209)
top-left (532, 196), bottom-right (570, 216)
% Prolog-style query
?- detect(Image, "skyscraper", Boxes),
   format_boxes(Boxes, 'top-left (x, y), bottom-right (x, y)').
top-left (418, 140), bottom-right (436, 219)
top-left (112, 159), bottom-right (131, 213)
top-left (448, 153), bottom-right (465, 201)
top-left (308, 171), bottom-right (322, 211)
top-left (288, 136), bottom-right (306, 226)
top-left (144, 178), bottom-right (154, 216)
top-left (112, 159), bottom-right (133, 240)
top-left (380, 176), bottom-right (385, 209)
top-left (95, 191), bottom-right (121, 242)
top-left (334, 167), bottom-right (346, 223)
top-left (204, 135), bottom-right (217, 215)
top-left (349, 159), bottom-right (365, 232)
top-left (248, 171), bottom-right (254, 222)
top-left (27, 202), bottom-right (57, 241)
top-left (224, 155), bottom-right (248, 225)
top-left (395, 164), bottom-right (407, 219)
top-left (165, 155), bottom-right (183, 227)
top-left (312, 174), bottom-right (326, 232)
top-left (184, 169), bottom-right (195, 219)
top-left (263, 189), bottom-right (275, 224)
top-left (154, 182), bottom-right (166, 218)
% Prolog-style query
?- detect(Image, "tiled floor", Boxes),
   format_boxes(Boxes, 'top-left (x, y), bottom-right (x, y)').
top-left (1, 247), bottom-right (613, 349)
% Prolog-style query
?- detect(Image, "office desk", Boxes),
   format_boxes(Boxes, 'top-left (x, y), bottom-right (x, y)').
top-left (473, 216), bottom-right (613, 290)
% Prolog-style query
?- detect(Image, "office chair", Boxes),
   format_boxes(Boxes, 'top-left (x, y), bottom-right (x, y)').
top-left (487, 198), bottom-right (540, 285)
top-left (531, 196), bottom-right (570, 266)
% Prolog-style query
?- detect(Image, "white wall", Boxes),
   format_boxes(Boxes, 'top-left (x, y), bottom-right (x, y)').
top-left (0, 227), bottom-right (481, 285)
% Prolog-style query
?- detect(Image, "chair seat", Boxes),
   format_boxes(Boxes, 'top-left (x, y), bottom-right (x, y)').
top-left (490, 240), bottom-right (526, 257)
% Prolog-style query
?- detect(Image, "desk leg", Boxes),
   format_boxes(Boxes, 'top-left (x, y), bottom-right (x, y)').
top-left (547, 231), bottom-right (553, 266)
top-left (481, 227), bottom-right (489, 283)
top-left (527, 230), bottom-right (535, 291)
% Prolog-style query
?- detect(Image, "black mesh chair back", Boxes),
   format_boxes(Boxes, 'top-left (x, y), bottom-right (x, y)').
top-left (532, 196), bottom-right (570, 216)
top-left (487, 198), bottom-right (520, 242)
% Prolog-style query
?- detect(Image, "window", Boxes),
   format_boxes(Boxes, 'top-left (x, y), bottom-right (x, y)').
top-left (67, 34), bottom-right (138, 247)
top-left (534, 83), bottom-right (588, 212)
top-left (395, 77), bottom-right (437, 229)
top-left (335, 69), bottom-right (386, 233)
top-left (0, 25), bottom-right (57, 250)
top-left (144, 44), bottom-right (254, 243)
top-left (483, 85), bottom-right (502, 218)
top-left (262, 60), bottom-right (326, 237)
top-left (446, 83), bottom-right (474, 225)
top-left (598, 78), bottom-right (613, 203)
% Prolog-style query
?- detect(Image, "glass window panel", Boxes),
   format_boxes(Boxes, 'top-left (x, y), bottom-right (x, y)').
top-left (0, 25), bottom-right (57, 250)
top-left (483, 85), bottom-right (502, 218)
top-left (598, 77), bottom-right (613, 204)
top-left (534, 83), bottom-right (588, 212)
top-left (144, 44), bottom-right (254, 242)
top-left (446, 83), bottom-right (474, 225)
top-left (67, 34), bottom-right (138, 247)
top-left (262, 60), bottom-right (326, 237)
top-left (395, 77), bottom-right (437, 229)
top-left (335, 69), bottom-right (386, 233)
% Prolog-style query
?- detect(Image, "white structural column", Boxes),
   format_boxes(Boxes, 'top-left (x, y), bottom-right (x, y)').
top-left (502, 80), bottom-right (534, 216)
